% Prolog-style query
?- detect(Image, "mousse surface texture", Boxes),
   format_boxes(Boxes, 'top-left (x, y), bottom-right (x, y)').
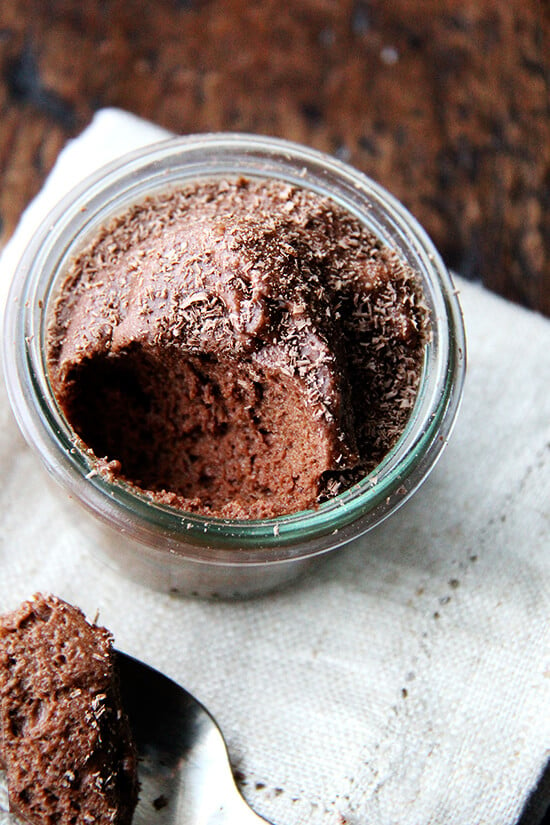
top-left (48, 177), bottom-right (429, 518)
top-left (0, 593), bottom-right (138, 825)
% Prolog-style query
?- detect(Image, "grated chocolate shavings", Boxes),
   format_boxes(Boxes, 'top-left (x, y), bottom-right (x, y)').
top-left (47, 177), bottom-right (430, 519)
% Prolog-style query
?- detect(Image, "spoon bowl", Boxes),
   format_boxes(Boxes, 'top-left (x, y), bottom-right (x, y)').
top-left (117, 652), bottom-right (273, 824)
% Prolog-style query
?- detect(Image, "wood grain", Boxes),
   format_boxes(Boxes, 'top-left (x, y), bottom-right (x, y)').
top-left (0, 0), bottom-right (548, 314)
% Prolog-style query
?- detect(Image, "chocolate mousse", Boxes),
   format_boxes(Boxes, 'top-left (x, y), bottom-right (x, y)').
top-left (47, 177), bottom-right (429, 518)
top-left (0, 594), bottom-right (138, 825)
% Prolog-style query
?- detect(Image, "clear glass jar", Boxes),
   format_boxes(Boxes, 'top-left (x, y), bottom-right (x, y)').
top-left (3, 134), bottom-right (466, 597)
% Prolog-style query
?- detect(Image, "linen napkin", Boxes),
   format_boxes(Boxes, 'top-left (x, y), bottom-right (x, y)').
top-left (1, 109), bottom-right (549, 825)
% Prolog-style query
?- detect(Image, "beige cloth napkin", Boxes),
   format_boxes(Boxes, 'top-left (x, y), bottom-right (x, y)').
top-left (1, 109), bottom-right (549, 825)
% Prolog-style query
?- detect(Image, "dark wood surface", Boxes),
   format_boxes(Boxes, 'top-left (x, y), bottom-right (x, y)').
top-left (1, 0), bottom-right (548, 316)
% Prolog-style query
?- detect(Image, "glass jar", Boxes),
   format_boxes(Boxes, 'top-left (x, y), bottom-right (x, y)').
top-left (3, 134), bottom-right (466, 598)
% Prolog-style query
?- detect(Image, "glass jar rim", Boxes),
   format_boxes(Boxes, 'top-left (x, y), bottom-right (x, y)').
top-left (3, 133), bottom-right (466, 564)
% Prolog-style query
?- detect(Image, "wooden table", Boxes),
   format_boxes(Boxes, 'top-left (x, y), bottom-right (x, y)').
top-left (1, 0), bottom-right (548, 316)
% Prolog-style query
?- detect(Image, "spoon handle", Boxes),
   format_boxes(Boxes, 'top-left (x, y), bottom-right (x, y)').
top-left (180, 761), bottom-right (274, 824)
top-left (214, 792), bottom-right (274, 824)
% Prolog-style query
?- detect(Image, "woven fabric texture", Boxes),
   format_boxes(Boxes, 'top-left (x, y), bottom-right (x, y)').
top-left (0, 110), bottom-right (549, 825)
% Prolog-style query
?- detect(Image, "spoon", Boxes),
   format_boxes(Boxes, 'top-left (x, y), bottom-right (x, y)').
top-left (0, 653), bottom-right (274, 825)
top-left (117, 652), bottom-right (274, 824)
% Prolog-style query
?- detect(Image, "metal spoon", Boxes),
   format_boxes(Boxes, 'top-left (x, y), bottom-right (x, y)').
top-left (118, 652), bottom-right (273, 824)
top-left (0, 653), bottom-right (273, 825)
